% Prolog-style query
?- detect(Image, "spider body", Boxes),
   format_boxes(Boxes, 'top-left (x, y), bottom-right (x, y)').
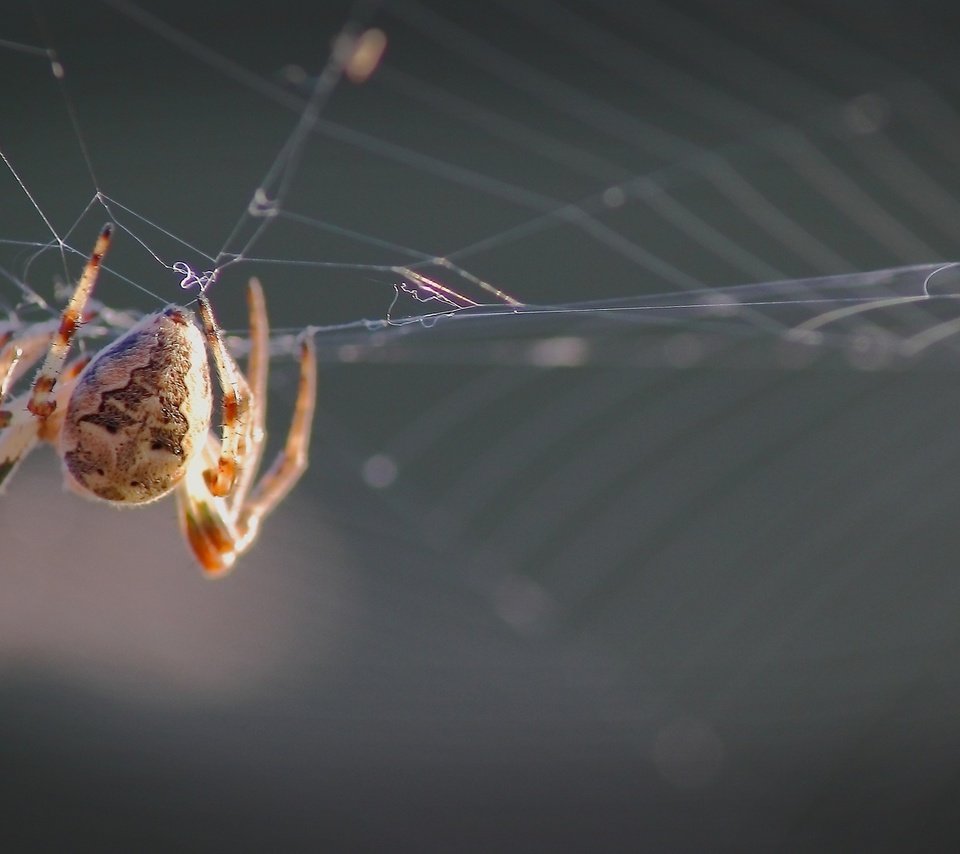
top-left (0, 224), bottom-right (317, 576)
top-left (61, 306), bottom-right (211, 504)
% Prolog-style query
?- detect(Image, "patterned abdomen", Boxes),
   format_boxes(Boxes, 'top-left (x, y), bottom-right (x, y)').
top-left (60, 307), bottom-right (212, 504)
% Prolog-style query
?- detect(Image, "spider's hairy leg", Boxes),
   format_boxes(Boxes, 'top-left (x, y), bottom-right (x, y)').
top-left (236, 334), bottom-right (317, 546)
top-left (196, 293), bottom-right (252, 498)
top-left (0, 354), bottom-right (89, 493)
top-left (28, 223), bottom-right (113, 419)
top-left (176, 335), bottom-right (316, 577)
top-left (0, 406), bottom-right (39, 492)
top-left (2, 330), bottom-right (58, 428)
top-left (0, 322), bottom-right (62, 401)
top-left (1, 332), bottom-right (54, 488)
top-left (176, 444), bottom-right (239, 577)
top-left (0, 341), bottom-right (22, 403)
top-left (229, 278), bottom-right (269, 509)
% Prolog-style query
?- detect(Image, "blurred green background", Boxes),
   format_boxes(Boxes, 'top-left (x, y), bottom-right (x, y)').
top-left (3, 0), bottom-right (960, 849)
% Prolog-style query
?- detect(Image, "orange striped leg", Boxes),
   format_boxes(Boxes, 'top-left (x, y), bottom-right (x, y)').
top-left (1, 354), bottom-right (90, 492)
top-left (175, 336), bottom-right (316, 577)
top-left (28, 223), bottom-right (113, 419)
top-left (0, 343), bottom-right (22, 404)
top-left (176, 449), bottom-right (239, 577)
top-left (196, 293), bottom-right (253, 498)
top-left (1, 330), bottom-right (54, 484)
top-left (228, 278), bottom-right (270, 509)
top-left (236, 335), bottom-right (317, 547)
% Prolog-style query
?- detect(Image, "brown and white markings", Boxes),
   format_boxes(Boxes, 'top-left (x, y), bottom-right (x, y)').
top-left (0, 224), bottom-right (317, 577)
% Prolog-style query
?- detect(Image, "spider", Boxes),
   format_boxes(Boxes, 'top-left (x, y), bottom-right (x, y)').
top-left (0, 223), bottom-right (317, 577)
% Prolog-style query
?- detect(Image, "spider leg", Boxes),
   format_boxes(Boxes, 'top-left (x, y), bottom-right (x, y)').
top-left (0, 342), bottom-right (23, 402)
top-left (174, 335), bottom-right (316, 578)
top-left (1, 342), bottom-right (36, 490)
top-left (1, 353), bottom-right (89, 492)
top-left (195, 293), bottom-right (253, 498)
top-left (175, 436), bottom-right (240, 577)
top-left (176, 278), bottom-right (269, 574)
top-left (28, 223), bottom-right (113, 419)
top-left (0, 404), bottom-right (40, 492)
top-left (236, 335), bottom-right (317, 545)
top-left (0, 330), bottom-right (66, 430)
top-left (177, 448), bottom-right (237, 578)
top-left (1, 322), bottom-right (64, 399)
top-left (228, 278), bottom-right (270, 509)
top-left (1, 334), bottom-right (54, 487)
top-left (2, 334), bottom-right (57, 424)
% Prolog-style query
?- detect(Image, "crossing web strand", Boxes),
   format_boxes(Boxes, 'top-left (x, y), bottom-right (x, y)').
top-left (2, 0), bottom-right (960, 368)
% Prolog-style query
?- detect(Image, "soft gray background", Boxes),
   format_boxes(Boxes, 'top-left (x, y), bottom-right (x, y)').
top-left (3, 1), bottom-right (960, 849)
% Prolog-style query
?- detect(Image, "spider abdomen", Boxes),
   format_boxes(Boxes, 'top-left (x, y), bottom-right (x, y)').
top-left (60, 306), bottom-right (212, 504)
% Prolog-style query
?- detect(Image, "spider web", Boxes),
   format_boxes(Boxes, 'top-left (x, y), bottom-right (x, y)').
top-left (3, 1), bottom-right (960, 847)
top-left (3, 1), bottom-right (960, 352)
